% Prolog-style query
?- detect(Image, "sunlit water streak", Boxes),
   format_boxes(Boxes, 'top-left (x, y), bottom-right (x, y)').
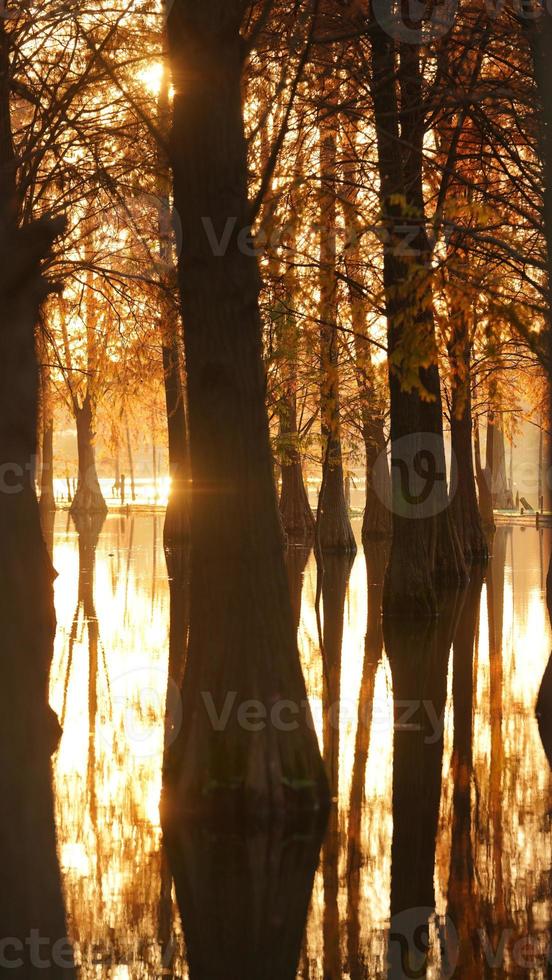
top-left (48, 516), bottom-right (552, 978)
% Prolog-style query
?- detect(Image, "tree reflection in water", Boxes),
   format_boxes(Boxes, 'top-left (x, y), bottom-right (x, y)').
top-left (165, 820), bottom-right (325, 980)
top-left (0, 513), bottom-right (73, 976)
top-left (384, 590), bottom-right (462, 978)
top-left (44, 516), bottom-right (552, 978)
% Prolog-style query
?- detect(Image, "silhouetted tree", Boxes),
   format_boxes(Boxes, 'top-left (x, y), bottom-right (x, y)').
top-left (164, 0), bottom-right (329, 819)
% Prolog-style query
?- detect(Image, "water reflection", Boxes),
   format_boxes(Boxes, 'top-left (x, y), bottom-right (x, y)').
top-left (166, 821), bottom-right (324, 980)
top-left (48, 516), bottom-right (552, 977)
top-left (347, 545), bottom-right (387, 980)
top-left (447, 572), bottom-right (484, 977)
top-left (0, 509), bottom-right (73, 977)
top-left (320, 553), bottom-right (354, 979)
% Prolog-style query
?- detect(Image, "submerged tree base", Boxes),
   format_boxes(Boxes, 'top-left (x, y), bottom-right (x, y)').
top-left (361, 495), bottom-right (392, 544)
top-left (383, 511), bottom-right (468, 618)
top-left (162, 547), bottom-right (330, 826)
top-left (279, 461), bottom-right (315, 544)
top-left (317, 468), bottom-right (357, 554)
top-left (70, 489), bottom-right (108, 518)
top-left (162, 778), bottom-right (330, 829)
top-left (70, 508), bottom-right (106, 542)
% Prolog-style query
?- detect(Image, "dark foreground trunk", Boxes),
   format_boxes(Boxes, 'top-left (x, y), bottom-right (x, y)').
top-left (0, 93), bottom-right (71, 964)
top-left (70, 393), bottom-right (107, 517)
top-left (529, 0), bottom-right (552, 782)
top-left (0, 558), bottom-right (74, 978)
top-left (164, 2), bottom-right (329, 821)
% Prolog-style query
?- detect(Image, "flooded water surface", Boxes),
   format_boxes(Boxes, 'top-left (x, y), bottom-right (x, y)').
top-left (47, 515), bottom-right (552, 978)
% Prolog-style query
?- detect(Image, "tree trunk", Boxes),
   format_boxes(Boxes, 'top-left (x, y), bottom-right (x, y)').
top-left (356, 356), bottom-right (391, 543)
top-left (277, 300), bottom-right (314, 543)
top-left (474, 419), bottom-right (495, 531)
top-left (0, 19), bottom-right (71, 966)
top-left (70, 393), bottom-right (107, 516)
top-left (37, 325), bottom-right (56, 513)
top-left (125, 421), bottom-right (136, 502)
top-left (38, 374), bottom-right (55, 523)
top-left (368, 13), bottom-right (466, 616)
top-left (485, 410), bottom-right (511, 509)
top-left (162, 335), bottom-right (190, 545)
top-left (448, 320), bottom-right (488, 563)
top-left (317, 81), bottom-right (356, 555)
top-left (157, 68), bottom-right (190, 547)
top-left (340, 110), bottom-right (391, 542)
top-left (526, 12), bottom-right (552, 372)
top-left (163, 1), bottom-right (329, 821)
top-left (39, 414), bottom-right (55, 513)
top-left (279, 397), bottom-right (315, 543)
top-left (528, 5), bottom-right (552, 765)
top-left (450, 404), bottom-right (489, 562)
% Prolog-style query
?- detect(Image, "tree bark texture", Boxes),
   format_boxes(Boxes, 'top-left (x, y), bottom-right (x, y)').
top-left (369, 14), bottom-right (466, 616)
top-left (164, 0), bottom-right (329, 821)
